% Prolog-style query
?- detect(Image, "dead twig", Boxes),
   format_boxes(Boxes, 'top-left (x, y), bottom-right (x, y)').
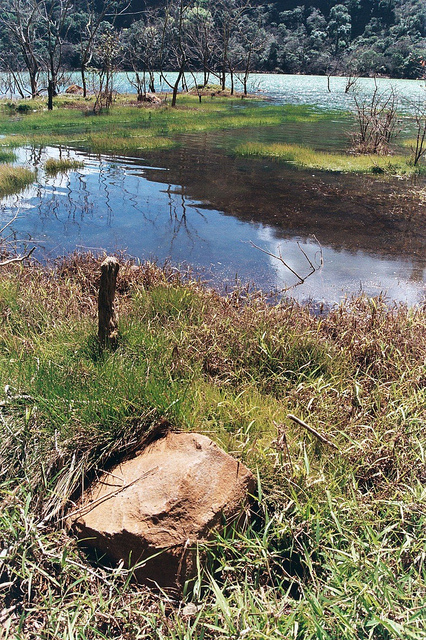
top-left (0, 212), bottom-right (19, 236)
top-left (287, 413), bottom-right (339, 451)
top-left (250, 235), bottom-right (323, 292)
top-left (54, 466), bottom-right (159, 525)
top-left (0, 246), bottom-right (36, 267)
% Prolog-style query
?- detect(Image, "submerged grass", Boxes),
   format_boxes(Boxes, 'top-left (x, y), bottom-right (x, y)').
top-left (235, 141), bottom-right (419, 175)
top-left (0, 96), bottom-right (337, 156)
top-left (0, 148), bottom-right (17, 163)
top-left (0, 254), bottom-right (425, 638)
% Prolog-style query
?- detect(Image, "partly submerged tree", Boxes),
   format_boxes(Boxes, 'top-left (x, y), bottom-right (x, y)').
top-left (185, 0), bottom-right (215, 88)
top-left (351, 85), bottom-right (400, 155)
top-left (212, 0), bottom-right (251, 92)
top-left (234, 9), bottom-right (268, 95)
top-left (158, 0), bottom-right (189, 107)
top-left (92, 26), bottom-right (122, 113)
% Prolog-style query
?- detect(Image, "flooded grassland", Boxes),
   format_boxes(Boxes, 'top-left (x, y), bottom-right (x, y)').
top-left (0, 90), bottom-right (425, 305)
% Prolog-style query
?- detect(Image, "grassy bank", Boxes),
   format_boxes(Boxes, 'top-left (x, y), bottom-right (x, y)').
top-left (0, 255), bottom-right (425, 639)
top-left (235, 141), bottom-right (420, 175)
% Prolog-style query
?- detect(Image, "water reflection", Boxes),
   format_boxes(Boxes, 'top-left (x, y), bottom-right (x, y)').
top-left (0, 143), bottom-right (424, 306)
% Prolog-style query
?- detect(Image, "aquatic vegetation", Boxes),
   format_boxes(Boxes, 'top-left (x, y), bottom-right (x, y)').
top-left (235, 141), bottom-right (418, 174)
top-left (0, 148), bottom-right (17, 163)
top-left (44, 157), bottom-right (84, 175)
top-left (83, 131), bottom-right (176, 153)
top-left (0, 164), bottom-right (34, 196)
top-left (0, 97), bottom-right (338, 156)
top-left (0, 255), bottom-right (424, 638)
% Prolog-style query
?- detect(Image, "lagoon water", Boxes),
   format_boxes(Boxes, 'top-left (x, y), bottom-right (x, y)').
top-left (1, 74), bottom-right (425, 305)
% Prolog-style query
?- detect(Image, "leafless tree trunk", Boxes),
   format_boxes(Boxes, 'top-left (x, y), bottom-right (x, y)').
top-left (40, 0), bottom-right (71, 108)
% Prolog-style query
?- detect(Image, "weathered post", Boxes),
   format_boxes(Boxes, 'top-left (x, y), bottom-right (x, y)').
top-left (98, 256), bottom-right (119, 348)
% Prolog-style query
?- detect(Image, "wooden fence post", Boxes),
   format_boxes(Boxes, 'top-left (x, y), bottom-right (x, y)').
top-left (98, 256), bottom-right (119, 347)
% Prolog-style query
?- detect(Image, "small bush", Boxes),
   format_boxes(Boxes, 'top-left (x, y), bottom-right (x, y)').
top-left (15, 102), bottom-right (34, 113)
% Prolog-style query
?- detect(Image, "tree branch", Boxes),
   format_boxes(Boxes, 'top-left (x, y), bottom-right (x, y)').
top-left (0, 246), bottom-right (36, 267)
top-left (250, 234), bottom-right (323, 292)
top-left (287, 413), bottom-right (338, 450)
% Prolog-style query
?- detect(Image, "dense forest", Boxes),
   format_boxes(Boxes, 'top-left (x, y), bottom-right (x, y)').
top-left (0, 0), bottom-right (425, 99)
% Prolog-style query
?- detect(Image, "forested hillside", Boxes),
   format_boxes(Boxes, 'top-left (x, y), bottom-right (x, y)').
top-left (0, 0), bottom-right (425, 100)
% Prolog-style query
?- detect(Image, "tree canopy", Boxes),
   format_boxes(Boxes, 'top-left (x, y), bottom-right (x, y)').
top-left (0, 0), bottom-right (424, 99)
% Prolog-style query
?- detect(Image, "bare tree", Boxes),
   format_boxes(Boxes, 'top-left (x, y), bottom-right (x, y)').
top-left (0, 0), bottom-right (44, 98)
top-left (411, 118), bottom-right (426, 165)
top-left (92, 28), bottom-right (122, 114)
top-left (352, 84), bottom-right (400, 155)
top-left (212, 0), bottom-right (252, 93)
top-left (124, 11), bottom-right (162, 98)
top-left (0, 53), bottom-right (28, 99)
top-left (39, 0), bottom-right (72, 108)
top-left (405, 94), bottom-right (426, 166)
top-left (234, 9), bottom-right (267, 96)
top-left (186, 2), bottom-right (215, 88)
top-left (77, 0), bottom-right (127, 98)
top-left (159, 0), bottom-right (189, 107)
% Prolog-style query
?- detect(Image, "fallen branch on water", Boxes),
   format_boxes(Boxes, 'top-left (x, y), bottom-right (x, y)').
top-left (249, 235), bottom-right (323, 291)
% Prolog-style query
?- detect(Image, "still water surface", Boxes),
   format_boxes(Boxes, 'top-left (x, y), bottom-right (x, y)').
top-left (1, 74), bottom-right (425, 305)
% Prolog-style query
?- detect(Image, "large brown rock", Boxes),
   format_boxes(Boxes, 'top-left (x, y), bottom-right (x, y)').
top-left (71, 432), bottom-right (254, 589)
top-left (65, 84), bottom-right (84, 95)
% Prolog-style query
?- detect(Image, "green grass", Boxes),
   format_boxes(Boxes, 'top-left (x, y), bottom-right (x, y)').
top-left (0, 255), bottom-right (424, 638)
top-left (0, 148), bottom-right (17, 163)
top-left (44, 157), bottom-right (84, 175)
top-left (0, 94), bottom-right (424, 636)
top-left (235, 141), bottom-right (419, 175)
top-left (0, 96), bottom-right (338, 156)
top-left (0, 164), bottom-right (34, 196)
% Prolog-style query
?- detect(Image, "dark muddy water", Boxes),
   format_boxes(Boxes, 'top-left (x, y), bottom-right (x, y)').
top-left (1, 113), bottom-right (425, 306)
